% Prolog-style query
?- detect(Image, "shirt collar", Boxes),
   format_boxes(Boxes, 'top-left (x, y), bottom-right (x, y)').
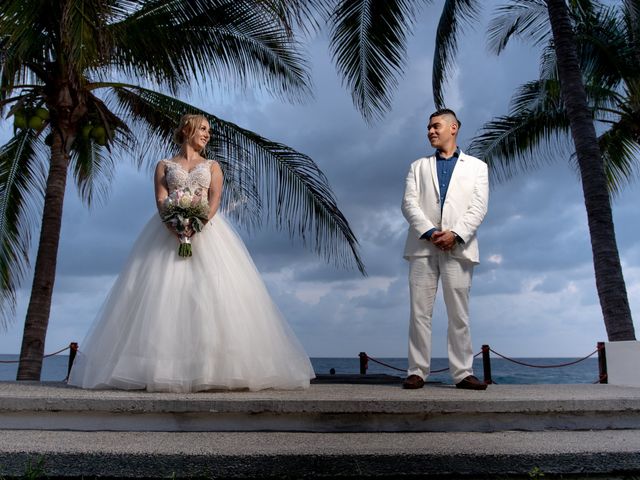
top-left (435, 147), bottom-right (460, 161)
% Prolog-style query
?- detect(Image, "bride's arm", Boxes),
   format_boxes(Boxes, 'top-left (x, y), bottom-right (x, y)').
top-left (207, 161), bottom-right (223, 220)
top-left (154, 161), bottom-right (169, 213)
top-left (154, 161), bottom-right (179, 237)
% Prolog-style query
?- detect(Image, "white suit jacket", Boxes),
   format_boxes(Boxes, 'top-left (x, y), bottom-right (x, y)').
top-left (401, 151), bottom-right (489, 264)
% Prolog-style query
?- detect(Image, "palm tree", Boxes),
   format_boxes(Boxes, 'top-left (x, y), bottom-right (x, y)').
top-left (546, 0), bottom-right (634, 340)
top-left (472, 0), bottom-right (639, 192)
top-left (469, 0), bottom-right (636, 341)
top-left (312, 0), bottom-right (635, 341)
top-left (0, 0), bottom-right (365, 380)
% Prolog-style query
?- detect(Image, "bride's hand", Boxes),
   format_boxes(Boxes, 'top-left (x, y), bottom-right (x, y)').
top-left (163, 222), bottom-right (182, 240)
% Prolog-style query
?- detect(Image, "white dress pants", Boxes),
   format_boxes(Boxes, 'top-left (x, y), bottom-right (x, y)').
top-left (407, 253), bottom-right (475, 383)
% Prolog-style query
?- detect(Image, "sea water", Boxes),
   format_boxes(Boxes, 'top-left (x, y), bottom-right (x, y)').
top-left (0, 354), bottom-right (601, 384)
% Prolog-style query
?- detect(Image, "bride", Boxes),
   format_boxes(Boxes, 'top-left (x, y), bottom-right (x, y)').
top-left (68, 114), bottom-right (315, 392)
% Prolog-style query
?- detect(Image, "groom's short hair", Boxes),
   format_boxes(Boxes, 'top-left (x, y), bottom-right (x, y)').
top-left (429, 108), bottom-right (461, 129)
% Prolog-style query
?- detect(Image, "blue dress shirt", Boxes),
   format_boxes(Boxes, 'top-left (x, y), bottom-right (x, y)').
top-left (436, 148), bottom-right (459, 209)
top-left (422, 148), bottom-right (462, 241)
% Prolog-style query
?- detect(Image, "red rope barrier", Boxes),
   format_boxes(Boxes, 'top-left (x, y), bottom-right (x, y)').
top-left (364, 348), bottom-right (595, 378)
top-left (43, 345), bottom-right (71, 358)
top-left (488, 347), bottom-right (598, 369)
top-left (593, 374), bottom-right (607, 384)
top-left (365, 355), bottom-right (405, 373)
top-left (431, 367), bottom-right (449, 373)
top-left (0, 345), bottom-right (71, 364)
top-left (365, 350), bottom-right (483, 375)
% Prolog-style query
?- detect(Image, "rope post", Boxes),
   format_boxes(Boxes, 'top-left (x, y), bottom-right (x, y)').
top-left (482, 344), bottom-right (493, 384)
top-left (66, 342), bottom-right (78, 381)
top-left (597, 341), bottom-right (607, 384)
top-left (359, 352), bottom-right (368, 375)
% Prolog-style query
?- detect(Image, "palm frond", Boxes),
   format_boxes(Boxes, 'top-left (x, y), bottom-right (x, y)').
top-left (64, 87), bottom-right (135, 206)
top-left (625, 0), bottom-right (640, 19)
top-left (61, 0), bottom-right (113, 74)
top-left (0, 1), bottom-right (56, 86)
top-left (106, 84), bottom-right (366, 273)
top-left (0, 129), bottom-right (46, 328)
top-left (100, 83), bottom-right (185, 165)
top-left (432, 0), bottom-right (481, 109)
top-left (69, 137), bottom-right (116, 207)
top-left (214, 120), bottom-right (365, 274)
top-left (0, 43), bottom-right (34, 105)
top-left (260, 0), bottom-right (334, 36)
top-left (107, 0), bottom-right (312, 101)
top-left (509, 76), bottom-right (620, 121)
top-left (0, 88), bottom-right (42, 119)
top-left (329, 0), bottom-right (426, 122)
top-left (624, 0), bottom-right (640, 41)
top-left (486, 0), bottom-right (549, 55)
top-left (468, 109), bottom-right (572, 184)
top-left (537, 43), bottom-right (558, 80)
top-left (540, 1), bottom-right (639, 91)
top-left (623, 0), bottom-right (640, 65)
top-left (569, 0), bottom-right (600, 16)
top-left (588, 86), bottom-right (627, 117)
top-left (509, 79), bottom-right (562, 113)
top-left (596, 114), bottom-right (640, 195)
top-left (573, 3), bottom-right (631, 90)
top-left (536, 7), bottom-right (631, 96)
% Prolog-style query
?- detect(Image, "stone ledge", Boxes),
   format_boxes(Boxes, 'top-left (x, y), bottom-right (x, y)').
top-left (2, 382), bottom-right (640, 432)
top-left (1, 430), bottom-right (639, 477)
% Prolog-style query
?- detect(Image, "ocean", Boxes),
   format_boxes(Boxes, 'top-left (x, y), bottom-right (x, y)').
top-left (0, 354), bottom-right (601, 384)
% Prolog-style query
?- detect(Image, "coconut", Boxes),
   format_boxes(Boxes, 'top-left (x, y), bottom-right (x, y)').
top-left (28, 116), bottom-right (44, 130)
top-left (35, 108), bottom-right (50, 120)
top-left (13, 114), bottom-right (27, 130)
top-left (91, 126), bottom-right (107, 145)
top-left (81, 124), bottom-right (93, 139)
top-left (90, 125), bottom-right (106, 139)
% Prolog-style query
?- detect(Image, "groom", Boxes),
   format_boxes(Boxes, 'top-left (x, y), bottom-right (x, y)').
top-left (401, 109), bottom-right (489, 390)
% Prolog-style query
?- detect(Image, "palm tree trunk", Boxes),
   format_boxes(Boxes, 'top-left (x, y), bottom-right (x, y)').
top-left (546, 0), bottom-right (636, 341)
top-left (16, 132), bottom-right (70, 380)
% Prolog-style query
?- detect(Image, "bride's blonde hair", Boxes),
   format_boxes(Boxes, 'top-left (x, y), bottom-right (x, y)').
top-left (173, 114), bottom-right (209, 148)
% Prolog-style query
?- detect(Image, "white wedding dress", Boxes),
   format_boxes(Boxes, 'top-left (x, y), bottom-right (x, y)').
top-left (68, 159), bottom-right (315, 392)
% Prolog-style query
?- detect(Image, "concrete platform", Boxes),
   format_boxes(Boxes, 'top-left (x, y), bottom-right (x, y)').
top-left (2, 429), bottom-right (640, 478)
top-left (1, 382), bottom-right (639, 477)
top-left (1, 381), bottom-right (639, 433)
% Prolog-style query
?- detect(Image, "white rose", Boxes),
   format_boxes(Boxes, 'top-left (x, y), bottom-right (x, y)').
top-left (179, 195), bottom-right (191, 208)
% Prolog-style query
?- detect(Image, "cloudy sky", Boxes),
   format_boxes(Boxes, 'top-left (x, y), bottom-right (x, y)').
top-left (2, 2), bottom-right (639, 360)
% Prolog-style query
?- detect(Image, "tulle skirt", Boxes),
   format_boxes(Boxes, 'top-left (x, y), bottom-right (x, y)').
top-left (68, 213), bottom-right (315, 392)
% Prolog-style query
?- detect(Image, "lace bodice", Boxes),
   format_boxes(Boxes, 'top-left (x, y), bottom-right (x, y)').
top-left (162, 159), bottom-right (212, 194)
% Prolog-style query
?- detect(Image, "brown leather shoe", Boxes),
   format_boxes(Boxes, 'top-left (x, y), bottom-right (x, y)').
top-left (402, 375), bottom-right (425, 389)
top-left (455, 375), bottom-right (487, 390)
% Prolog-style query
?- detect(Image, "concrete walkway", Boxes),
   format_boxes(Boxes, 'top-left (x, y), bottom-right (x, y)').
top-left (1, 381), bottom-right (639, 477)
top-left (2, 429), bottom-right (640, 478)
top-left (1, 381), bottom-right (639, 432)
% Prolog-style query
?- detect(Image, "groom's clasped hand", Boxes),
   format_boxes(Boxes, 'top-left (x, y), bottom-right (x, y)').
top-left (430, 230), bottom-right (457, 252)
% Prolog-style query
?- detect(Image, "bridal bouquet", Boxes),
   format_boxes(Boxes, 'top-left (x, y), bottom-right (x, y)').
top-left (161, 187), bottom-right (209, 257)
